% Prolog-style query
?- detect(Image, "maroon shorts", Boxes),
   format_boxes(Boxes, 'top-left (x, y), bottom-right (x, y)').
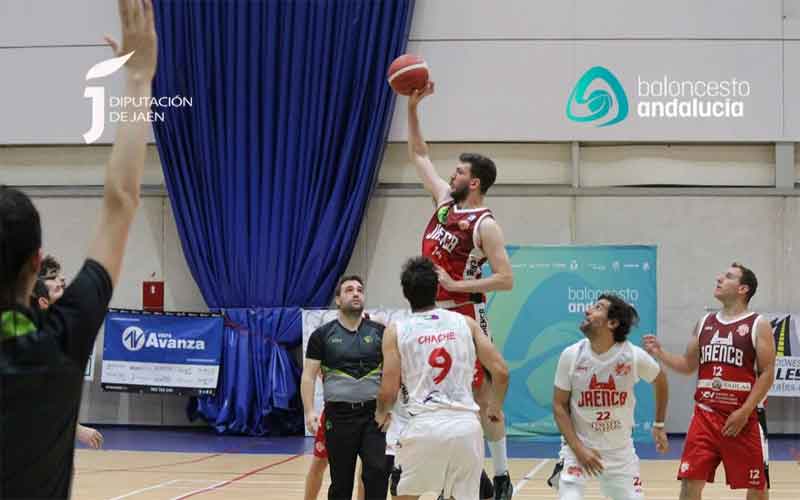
top-left (677, 405), bottom-right (767, 490)
top-left (312, 410), bottom-right (328, 459)
top-left (447, 302), bottom-right (490, 389)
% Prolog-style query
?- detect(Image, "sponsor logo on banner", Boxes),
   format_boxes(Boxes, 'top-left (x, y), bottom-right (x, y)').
top-left (122, 326), bottom-right (146, 351)
top-left (102, 309), bottom-right (222, 396)
top-left (764, 315), bottom-right (800, 396)
top-left (567, 286), bottom-right (641, 313)
top-left (566, 66), bottom-right (752, 128)
top-left (122, 326), bottom-right (205, 351)
top-left (82, 52), bottom-right (193, 144)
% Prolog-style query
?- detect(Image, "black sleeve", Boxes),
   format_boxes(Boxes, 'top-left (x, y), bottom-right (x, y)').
top-left (42, 259), bottom-right (113, 365)
top-left (306, 328), bottom-right (325, 361)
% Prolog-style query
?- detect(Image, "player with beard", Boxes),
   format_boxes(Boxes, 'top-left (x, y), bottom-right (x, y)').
top-left (551, 294), bottom-right (669, 500)
top-left (407, 82), bottom-right (515, 500)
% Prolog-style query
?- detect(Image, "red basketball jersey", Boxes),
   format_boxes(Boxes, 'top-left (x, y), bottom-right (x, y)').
top-left (421, 200), bottom-right (493, 307)
top-left (694, 312), bottom-right (761, 416)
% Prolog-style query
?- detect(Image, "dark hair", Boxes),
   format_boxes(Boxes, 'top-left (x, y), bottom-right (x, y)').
top-left (459, 153), bottom-right (497, 194)
top-left (0, 186), bottom-right (42, 309)
top-left (335, 275), bottom-right (364, 296)
top-left (731, 262), bottom-right (758, 304)
top-left (598, 293), bottom-right (639, 343)
top-left (39, 254), bottom-right (61, 280)
top-left (401, 257), bottom-right (438, 311)
top-left (30, 279), bottom-right (49, 309)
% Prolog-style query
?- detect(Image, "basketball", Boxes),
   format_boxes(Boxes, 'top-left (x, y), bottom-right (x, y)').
top-left (387, 54), bottom-right (429, 96)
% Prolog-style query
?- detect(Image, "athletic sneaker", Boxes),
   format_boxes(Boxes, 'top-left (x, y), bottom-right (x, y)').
top-left (493, 471), bottom-right (513, 500)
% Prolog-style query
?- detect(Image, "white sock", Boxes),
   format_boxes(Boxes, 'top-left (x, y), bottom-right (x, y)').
top-left (487, 437), bottom-right (509, 476)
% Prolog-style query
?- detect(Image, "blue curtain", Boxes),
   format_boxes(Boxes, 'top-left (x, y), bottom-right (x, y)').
top-left (152, 0), bottom-right (415, 435)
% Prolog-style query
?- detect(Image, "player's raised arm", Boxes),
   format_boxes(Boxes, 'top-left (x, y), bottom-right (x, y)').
top-left (87, 0), bottom-right (157, 287)
top-left (643, 322), bottom-right (700, 375)
top-left (407, 82), bottom-right (451, 205)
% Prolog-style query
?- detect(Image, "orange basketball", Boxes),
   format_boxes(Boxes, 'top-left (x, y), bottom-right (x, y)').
top-left (387, 54), bottom-right (429, 96)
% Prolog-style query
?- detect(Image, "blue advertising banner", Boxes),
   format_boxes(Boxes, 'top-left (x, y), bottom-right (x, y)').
top-left (101, 309), bottom-right (224, 396)
top-left (485, 245), bottom-right (658, 441)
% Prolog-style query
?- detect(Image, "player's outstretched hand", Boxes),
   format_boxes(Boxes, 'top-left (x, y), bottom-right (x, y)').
top-left (77, 424), bottom-right (104, 449)
top-left (434, 265), bottom-right (457, 291)
top-left (105, 0), bottom-right (158, 83)
top-left (642, 334), bottom-right (662, 358)
top-left (408, 81), bottom-right (434, 108)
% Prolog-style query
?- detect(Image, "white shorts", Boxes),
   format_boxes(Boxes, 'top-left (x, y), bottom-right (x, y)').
top-left (393, 411), bottom-right (483, 499)
top-left (385, 411), bottom-right (410, 457)
top-left (558, 445), bottom-right (643, 500)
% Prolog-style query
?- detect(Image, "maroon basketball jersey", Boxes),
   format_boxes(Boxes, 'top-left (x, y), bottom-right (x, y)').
top-left (694, 312), bottom-right (760, 416)
top-left (421, 200), bottom-right (493, 306)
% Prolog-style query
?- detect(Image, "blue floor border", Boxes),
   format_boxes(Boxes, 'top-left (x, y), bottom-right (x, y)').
top-left (78, 426), bottom-right (800, 461)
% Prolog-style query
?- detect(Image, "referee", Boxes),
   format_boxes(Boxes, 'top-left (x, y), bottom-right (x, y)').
top-left (301, 275), bottom-right (388, 500)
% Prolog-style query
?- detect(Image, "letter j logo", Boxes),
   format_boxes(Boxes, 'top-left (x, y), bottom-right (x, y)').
top-left (566, 66), bottom-right (628, 127)
top-left (83, 51), bottom-right (135, 144)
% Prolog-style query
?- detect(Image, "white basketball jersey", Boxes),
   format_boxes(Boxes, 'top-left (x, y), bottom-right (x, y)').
top-left (568, 340), bottom-right (639, 451)
top-left (396, 308), bottom-right (479, 416)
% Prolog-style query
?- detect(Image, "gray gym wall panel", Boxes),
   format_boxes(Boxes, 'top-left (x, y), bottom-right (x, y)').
top-left (573, 0), bottom-right (781, 39)
top-left (410, 0), bottom-right (781, 39)
top-left (3, 1), bottom-right (781, 46)
top-left (409, 1), bottom-right (573, 39)
top-left (0, 0), bottom-right (119, 47)
top-left (782, 42), bottom-right (800, 139)
top-left (783, 0), bottom-right (800, 39)
top-left (0, 145), bottom-right (165, 185)
top-left (378, 143), bottom-right (572, 185)
top-left (579, 144), bottom-right (775, 187)
top-left (795, 145), bottom-right (800, 181)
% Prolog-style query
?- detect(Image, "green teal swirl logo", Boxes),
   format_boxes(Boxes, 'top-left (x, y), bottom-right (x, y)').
top-left (566, 66), bottom-right (628, 127)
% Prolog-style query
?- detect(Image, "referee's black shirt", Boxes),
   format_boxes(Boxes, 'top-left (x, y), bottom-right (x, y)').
top-left (306, 318), bottom-right (384, 403)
